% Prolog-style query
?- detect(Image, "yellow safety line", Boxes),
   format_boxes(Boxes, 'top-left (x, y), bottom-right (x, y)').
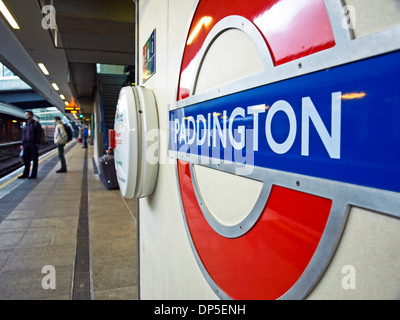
top-left (0, 149), bottom-right (58, 190)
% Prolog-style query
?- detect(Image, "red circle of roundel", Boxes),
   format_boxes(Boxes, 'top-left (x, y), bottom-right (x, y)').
top-left (177, 0), bottom-right (335, 300)
top-left (178, 0), bottom-right (335, 100)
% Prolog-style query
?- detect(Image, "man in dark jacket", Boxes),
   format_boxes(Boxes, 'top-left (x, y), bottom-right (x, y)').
top-left (18, 111), bottom-right (42, 179)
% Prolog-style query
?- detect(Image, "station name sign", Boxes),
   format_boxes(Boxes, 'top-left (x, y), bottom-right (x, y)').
top-left (171, 92), bottom-right (341, 159)
top-left (169, 51), bottom-right (400, 193)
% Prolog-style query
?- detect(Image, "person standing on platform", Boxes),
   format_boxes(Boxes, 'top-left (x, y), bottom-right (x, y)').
top-left (82, 125), bottom-right (88, 148)
top-left (54, 116), bottom-right (68, 173)
top-left (19, 111), bottom-right (42, 179)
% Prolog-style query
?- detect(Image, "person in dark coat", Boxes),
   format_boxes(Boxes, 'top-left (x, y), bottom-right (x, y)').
top-left (18, 111), bottom-right (42, 179)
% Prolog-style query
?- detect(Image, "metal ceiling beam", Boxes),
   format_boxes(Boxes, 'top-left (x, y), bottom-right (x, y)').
top-left (0, 0), bottom-right (136, 119)
top-left (0, 16), bottom-right (65, 112)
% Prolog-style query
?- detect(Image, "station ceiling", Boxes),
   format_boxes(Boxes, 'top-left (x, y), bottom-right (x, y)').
top-left (0, 0), bottom-right (135, 119)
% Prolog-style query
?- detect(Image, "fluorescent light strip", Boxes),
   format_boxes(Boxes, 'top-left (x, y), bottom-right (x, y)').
top-left (38, 63), bottom-right (49, 75)
top-left (52, 83), bottom-right (59, 91)
top-left (60, 94), bottom-right (65, 100)
top-left (0, 0), bottom-right (20, 29)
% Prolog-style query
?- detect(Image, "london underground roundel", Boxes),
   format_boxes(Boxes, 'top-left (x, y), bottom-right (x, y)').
top-left (169, 0), bottom-right (400, 299)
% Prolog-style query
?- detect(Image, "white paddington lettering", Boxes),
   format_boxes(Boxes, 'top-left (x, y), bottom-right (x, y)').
top-left (173, 91), bottom-right (342, 159)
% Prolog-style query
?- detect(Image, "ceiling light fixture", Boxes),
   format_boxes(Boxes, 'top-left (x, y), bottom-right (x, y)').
top-left (0, 0), bottom-right (20, 29)
top-left (60, 94), bottom-right (65, 100)
top-left (52, 83), bottom-right (59, 91)
top-left (38, 63), bottom-right (49, 75)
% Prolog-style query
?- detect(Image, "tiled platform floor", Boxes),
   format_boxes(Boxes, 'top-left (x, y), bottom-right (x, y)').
top-left (0, 142), bottom-right (137, 300)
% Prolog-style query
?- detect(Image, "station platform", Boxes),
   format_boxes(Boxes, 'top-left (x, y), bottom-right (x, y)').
top-left (0, 141), bottom-right (138, 300)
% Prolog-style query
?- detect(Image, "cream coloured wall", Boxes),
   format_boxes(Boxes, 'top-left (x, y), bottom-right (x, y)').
top-left (137, 0), bottom-right (219, 300)
top-left (308, 207), bottom-right (400, 299)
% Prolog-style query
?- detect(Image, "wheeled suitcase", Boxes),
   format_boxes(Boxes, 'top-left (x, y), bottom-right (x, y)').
top-left (98, 155), bottom-right (119, 190)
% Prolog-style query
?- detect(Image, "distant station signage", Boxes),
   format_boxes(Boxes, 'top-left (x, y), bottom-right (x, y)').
top-left (64, 105), bottom-right (80, 114)
top-left (142, 29), bottom-right (156, 83)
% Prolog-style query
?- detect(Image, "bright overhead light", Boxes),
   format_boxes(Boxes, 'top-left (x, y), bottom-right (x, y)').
top-left (0, 0), bottom-right (20, 29)
top-left (52, 83), bottom-right (59, 91)
top-left (65, 101), bottom-right (69, 106)
top-left (60, 94), bottom-right (65, 100)
top-left (38, 63), bottom-right (49, 75)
